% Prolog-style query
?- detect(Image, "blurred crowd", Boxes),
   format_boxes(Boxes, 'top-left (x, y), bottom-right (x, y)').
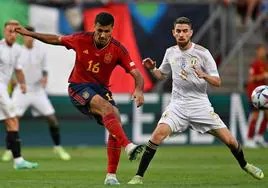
top-left (223, 0), bottom-right (267, 25)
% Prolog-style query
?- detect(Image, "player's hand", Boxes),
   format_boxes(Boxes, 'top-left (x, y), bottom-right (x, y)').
top-left (14, 25), bottom-right (31, 36)
top-left (193, 65), bottom-right (207, 78)
top-left (40, 76), bottom-right (48, 88)
top-left (20, 83), bottom-right (27, 94)
top-left (132, 89), bottom-right (144, 107)
top-left (143, 58), bottom-right (156, 70)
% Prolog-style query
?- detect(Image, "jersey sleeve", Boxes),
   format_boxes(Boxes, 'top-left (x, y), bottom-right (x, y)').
top-left (60, 33), bottom-right (81, 50)
top-left (118, 45), bottom-right (136, 72)
top-left (158, 49), bottom-right (171, 75)
top-left (203, 49), bottom-right (219, 77)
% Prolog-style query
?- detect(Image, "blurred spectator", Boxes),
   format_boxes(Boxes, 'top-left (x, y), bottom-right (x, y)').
top-left (236, 0), bottom-right (263, 25)
top-left (245, 44), bottom-right (268, 148)
top-left (223, 0), bottom-right (263, 25)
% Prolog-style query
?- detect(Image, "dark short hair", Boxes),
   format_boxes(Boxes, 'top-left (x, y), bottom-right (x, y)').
top-left (174, 17), bottom-right (192, 28)
top-left (4, 20), bottom-right (19, 27)
top-left (25, 25), bottom-right (35, 32)
top-left (95, 12), bottom-right (114, 26)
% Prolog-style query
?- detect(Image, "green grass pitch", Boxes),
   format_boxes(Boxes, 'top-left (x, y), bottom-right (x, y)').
top-left (0, 146), bottom-right (267, 188)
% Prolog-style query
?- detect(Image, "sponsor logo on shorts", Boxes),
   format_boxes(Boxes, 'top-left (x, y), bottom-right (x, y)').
top-left (82, 91), bottom-right (90, 99)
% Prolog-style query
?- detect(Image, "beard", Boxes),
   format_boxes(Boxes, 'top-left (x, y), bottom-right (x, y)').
top-left (177, 39), bottom-right (190, 48)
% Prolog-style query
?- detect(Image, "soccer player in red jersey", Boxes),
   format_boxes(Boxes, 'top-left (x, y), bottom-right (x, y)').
top-left (15, 12), bottom-right (145, 185)
top-left (246, 44), bottom-right (268, 148)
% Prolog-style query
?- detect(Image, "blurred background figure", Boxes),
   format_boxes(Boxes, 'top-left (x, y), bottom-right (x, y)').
top-left (224, 0), bottom-right (263, 25)
top-left (1, 26), bottom-right (71, 162)
top-left (245, 44), bottom-right (268, 148)
top-left (236, 0), bottom-right (263, 25)
top-left (0, 20), bottom-right (38, 169)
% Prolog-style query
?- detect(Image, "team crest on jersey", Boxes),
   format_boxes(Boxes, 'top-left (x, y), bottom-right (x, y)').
top-left (162, 112), bottom-right (169, 118)
top-left (104, 52), bottom-right (113, 64)
top-left (190, 56), bottom-right (198, 66)
top-left (82, 91), bottom-right (90, 99)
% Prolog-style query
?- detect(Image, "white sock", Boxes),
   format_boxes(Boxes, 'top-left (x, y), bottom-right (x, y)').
top-left (14, 157), bottom-right (24, 164)
top-left (125, 143), bottom-right (135, 154)
top-left (106, 173), bottom-right (116, 178)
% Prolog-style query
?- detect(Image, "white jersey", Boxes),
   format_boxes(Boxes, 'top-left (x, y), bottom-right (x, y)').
top-left (158, 43), bottom-right (226, 134)
top-left (159, 43), bottom-right (219, 107)
top-left (0, 39), bottom-right (22, 87)
top-left (18, 41), bottom-right (47, 91)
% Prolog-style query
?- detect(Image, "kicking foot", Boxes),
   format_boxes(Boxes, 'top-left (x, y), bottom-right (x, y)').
top-left (243, 163), bottom-right (264, 180)
top-left (54, 146), bottom-right (71, 161)
top-left (128, 175), bottom-right (143, 184)
top-left (14, 160), bottom-right (39, 170)
top-left (1, 150), bottom-right (12, 162)
top-left (104, 174), bottom-right (120, 185)
top-left (126, 144), bottom-right (144, 161)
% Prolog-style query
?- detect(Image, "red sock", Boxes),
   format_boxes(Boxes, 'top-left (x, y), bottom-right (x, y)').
top-left (102, 113), bottom-right (131, 147)
top-left (258, 118), bottom-right (267, 135)
top-left (247, 118), bottom-right (257, 139)
top-left (107, 134), bottom-right (121, 174)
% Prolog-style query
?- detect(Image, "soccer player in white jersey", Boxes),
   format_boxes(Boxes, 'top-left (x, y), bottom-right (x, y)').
top-left (128, 17), bottom-right (264, 184)
top-left (0, 20), bottom-right (38, 169)
top-left (1, 26), bottom-right (71, 161)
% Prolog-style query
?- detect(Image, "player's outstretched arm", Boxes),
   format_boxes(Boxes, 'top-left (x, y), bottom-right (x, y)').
top-left (129, 69), bottom-right (144, 107)
top-left (15, 25), bottom-right (61, 45)
top-left (143, 58), bottom-right (166, 80)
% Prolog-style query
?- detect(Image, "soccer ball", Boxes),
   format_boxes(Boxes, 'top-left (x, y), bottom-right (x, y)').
top-left (251, 85), bottom-right (268, 109)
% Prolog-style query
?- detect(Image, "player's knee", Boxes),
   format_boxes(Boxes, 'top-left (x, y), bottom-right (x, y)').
top-left (151, 133), bottom-right (166, 145)
top-left (46, 115), bottom-right (58, 126)
top-left (151, 126), bottom-right (170, 144)
top-left (5, 118), bottom-right (19, 131)
top-left (101, 102), bottom-right (114, 116)
top-left (225, 137), bottom-right (238, 149)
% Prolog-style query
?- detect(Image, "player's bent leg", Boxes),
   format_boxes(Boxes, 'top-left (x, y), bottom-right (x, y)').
top-left (91, 95), bottom-right (142, 160)
top-left (128, 123), bottom-right (171, 184)
top-left (4, 118), bottom-right (39, 169)
top-left (45, 115), bottom-right (71, 160)
top-left (209, 128), bottom-right (264, 180)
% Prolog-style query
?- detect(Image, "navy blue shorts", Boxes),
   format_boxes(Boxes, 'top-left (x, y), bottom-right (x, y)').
top-left (68, 83), bottom-right (116, 124)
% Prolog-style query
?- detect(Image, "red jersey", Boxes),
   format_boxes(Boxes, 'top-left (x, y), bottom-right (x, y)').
top-left (61, 32), bottom-right (136, 87)
top-left (247, 59), bottom-right (267, 100)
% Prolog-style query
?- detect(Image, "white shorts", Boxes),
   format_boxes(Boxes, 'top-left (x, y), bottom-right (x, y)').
top-left (0, 86), bottom-right (16, 121)
top-left (12, 87), bottom-right (55, 117)
top-left (158, 102), bottom-right (226, 134)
